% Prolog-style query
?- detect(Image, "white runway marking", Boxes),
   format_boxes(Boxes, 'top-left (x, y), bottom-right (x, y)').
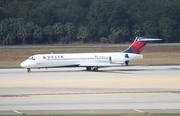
top-left (133, 109), bottom-right (146, 113)
top-left (12, 110), bottom-right (23, 115)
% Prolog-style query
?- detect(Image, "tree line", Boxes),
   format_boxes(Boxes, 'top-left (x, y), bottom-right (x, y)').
top-left (0, 0), bottom-right (180, 45)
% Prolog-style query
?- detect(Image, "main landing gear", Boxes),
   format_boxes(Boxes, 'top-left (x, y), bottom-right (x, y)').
top-left (125, 54), bottom-right (130, 66)
top-left (27, 68), bottom-right (31, 72)
top-left (86, 66), bottom-right (99, 72)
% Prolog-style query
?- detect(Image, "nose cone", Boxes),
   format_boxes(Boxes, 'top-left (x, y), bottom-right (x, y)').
top-left (20, 61), bottom-right (29, 68)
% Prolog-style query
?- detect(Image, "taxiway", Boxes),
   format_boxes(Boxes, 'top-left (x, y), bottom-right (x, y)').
top-left (0, 65), bottom-right (180, 114)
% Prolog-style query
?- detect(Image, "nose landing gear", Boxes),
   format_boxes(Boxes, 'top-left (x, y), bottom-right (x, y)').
top-left (27, 68), bottom-right (31, 72)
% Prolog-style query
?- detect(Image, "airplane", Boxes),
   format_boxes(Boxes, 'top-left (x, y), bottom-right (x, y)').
top-left (20, 36), bottom-right (161, 72)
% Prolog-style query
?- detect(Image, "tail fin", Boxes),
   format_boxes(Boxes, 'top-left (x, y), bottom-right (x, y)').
top-left (124, 36), bottom-right (161, 54)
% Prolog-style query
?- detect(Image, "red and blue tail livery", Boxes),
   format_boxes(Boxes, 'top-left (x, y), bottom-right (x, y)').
top-left (124, 36), bottom-right (161, 54)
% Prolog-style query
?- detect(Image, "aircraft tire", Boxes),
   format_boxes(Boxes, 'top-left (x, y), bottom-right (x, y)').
top-left (27, 68), bottom-right (31, 72)
top-left (86, 67), bottom-right (91, 71)
top-left (93, 67), bottom-right (98, 72)
top-left (125, 61), bottom-right (129, 66)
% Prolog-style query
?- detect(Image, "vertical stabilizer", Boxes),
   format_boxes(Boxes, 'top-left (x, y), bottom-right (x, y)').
top-left (123, 36), bottom-right (161, 54)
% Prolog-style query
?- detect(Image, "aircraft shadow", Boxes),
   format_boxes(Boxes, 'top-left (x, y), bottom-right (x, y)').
top-left (93, 69), bottom-right (146, 74)
top-left (33, 68), bottom-right (147, 74)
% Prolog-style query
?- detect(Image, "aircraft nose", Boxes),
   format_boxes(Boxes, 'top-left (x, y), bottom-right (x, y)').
top-left (20, 61), bottom-right (29, 68)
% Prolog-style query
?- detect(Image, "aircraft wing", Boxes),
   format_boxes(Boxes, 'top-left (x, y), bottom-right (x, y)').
top-left (79, 63), bottom-right (122, 67)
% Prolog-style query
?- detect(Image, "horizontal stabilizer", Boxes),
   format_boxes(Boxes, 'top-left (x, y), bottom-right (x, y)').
top-left (136, 37), bottom-right (162, 42)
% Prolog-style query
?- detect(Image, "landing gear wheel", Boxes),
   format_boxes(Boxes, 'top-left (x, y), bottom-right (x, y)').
top-left (125, 61), bottom-right (129, 66)
top-left (125, 54), bottom-right (130, 66)
top-left (93, 67), bottom-right (98, 72)
top-left (27, 68), bottom-right (31, 72)
top-left (86, 67), bottom-right (91, 71)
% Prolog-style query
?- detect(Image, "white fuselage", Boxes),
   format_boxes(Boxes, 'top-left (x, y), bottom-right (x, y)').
top-left (20, 52), bottom-right (143, 68)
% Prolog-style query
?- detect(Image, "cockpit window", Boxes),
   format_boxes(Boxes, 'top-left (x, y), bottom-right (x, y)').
top-left (28, 57), bottom-right (35, 60)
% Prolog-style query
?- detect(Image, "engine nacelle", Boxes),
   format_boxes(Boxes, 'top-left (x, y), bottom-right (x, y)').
top-left (109, 56), bottom-right (127, 64)
top-left (109, 53), bottom-right (142, 64)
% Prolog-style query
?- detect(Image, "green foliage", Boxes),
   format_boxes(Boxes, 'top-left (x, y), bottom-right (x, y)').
top-left (108, 34), bottom-right (119, 44)
top-left (64, 22), bottom-right (76, 43)
top-left (88, 0), bottom-right (129, 39)
top-left (0, 0), bottom-right (180, 44)
top-left (143, 21), bottom-right (159, 36)
top-left (0, 18), bottom-right (42, 44)
top-left (77, 26), bottom-right (89, 43)
top-left (108, 26), bottom-right (130, 43)
top-left (100, 37), bottom-right (108, 43)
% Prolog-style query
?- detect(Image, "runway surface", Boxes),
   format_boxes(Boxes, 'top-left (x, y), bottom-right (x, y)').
top-left (0, 65), bottom-right (180, 114)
